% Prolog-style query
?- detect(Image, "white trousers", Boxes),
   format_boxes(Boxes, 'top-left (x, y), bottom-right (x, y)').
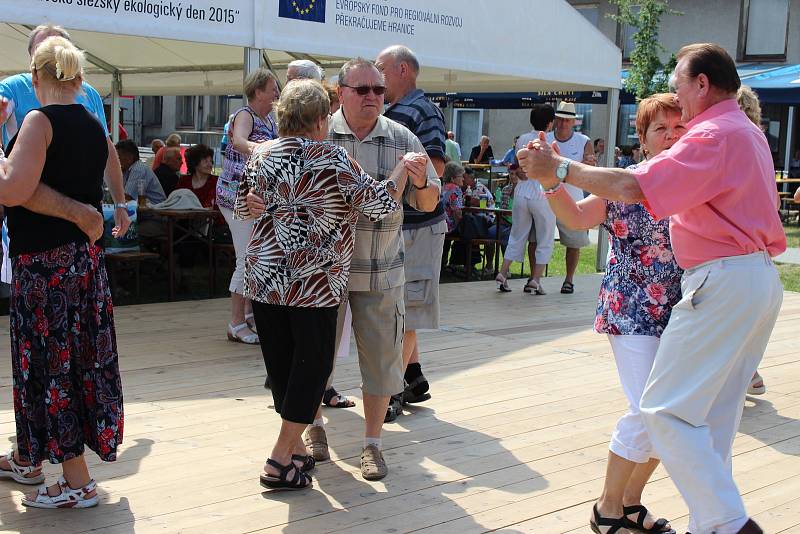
top-left (219, 205), bottom-right (255, 295)
top-left (640, 252), bottom-right (783, 534)
top-left (607, 334), bottom-right (660, 463)
top-left (504, 194), bottom-right (556, 264)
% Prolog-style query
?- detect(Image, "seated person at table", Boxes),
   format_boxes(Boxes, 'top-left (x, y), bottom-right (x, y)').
top-left (116, 139), bottom-right (166, 204)
top-left (485, 163), bottom-right (520, 268)
top-left (501, 136), bottom-right (520, 166)
top-left (176, 144), bottom-right (224, 227)
top-left (441, 162), bottom-right (465, 266)
top-left (468, 136), bottom-right (494, 164)
top-left (154, 146), bottom-right (182, 196)
top-left (463, 167), bottom-right (495, 228)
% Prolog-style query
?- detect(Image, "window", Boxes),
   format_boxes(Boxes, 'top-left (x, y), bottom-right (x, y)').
top-left (574, 3), bottom-right (600, 27)
top-left (617, 103), bottom-right (639, 146)
top-left (141, 96), bottom-right (162, 127)
top-left (740, 0), bottom-right (790, 60)
top-left (575, 103), bottom-right (592, 135)
top-left (618, 4), bottom-right (640, 61)
top-left (176, 96), bottom-right (196, 129)
top-left (207, 96), bottom-right (228, 129)
top-left (453, 109), bottom-right (484, 161)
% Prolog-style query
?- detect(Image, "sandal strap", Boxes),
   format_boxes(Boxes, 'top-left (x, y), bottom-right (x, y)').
top-left (57, 476), bottom-right (98, 497)
top-left (265, 458), bottom-right (310, 487)
top-left (4, 450), bottom-right (41, 477)
top-left (291, 454), bottom-right (315, 472)
top-left (592, 504), bottom-right (626, 533)
top-left (622, 504), bottom-right (671, 533)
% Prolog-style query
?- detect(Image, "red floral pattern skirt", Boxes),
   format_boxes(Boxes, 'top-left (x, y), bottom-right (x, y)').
top-left (10, 242), bottom-right (123, 464)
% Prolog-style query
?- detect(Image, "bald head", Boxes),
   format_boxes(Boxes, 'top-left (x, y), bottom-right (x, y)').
top-left (375, 44), bottom-right (420, 104)
top-left (163, 147), bottom-right (182, 171)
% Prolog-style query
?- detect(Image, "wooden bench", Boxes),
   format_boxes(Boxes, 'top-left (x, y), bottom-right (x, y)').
top-left (105, 251), bottom-right (160, 302)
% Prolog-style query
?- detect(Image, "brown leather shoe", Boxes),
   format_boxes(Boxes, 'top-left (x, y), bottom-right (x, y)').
top-left (360, 444), bottom-right (388, 480)
top-left (736, 519), bottom-right (763, 534)
top-left (303, 426), bottom-right (330, 462)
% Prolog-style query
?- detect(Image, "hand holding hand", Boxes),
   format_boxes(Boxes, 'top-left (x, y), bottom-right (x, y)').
top-left (401, 152), bottom-right (430, 188)
top-left (246, 188), bottom-right (266, 217)
top-left (516, 132), bottom-right (561, 189)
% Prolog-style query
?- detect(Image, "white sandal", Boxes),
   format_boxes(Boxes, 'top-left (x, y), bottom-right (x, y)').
top-left (495, 273), bottom-right (511, 293)
top-left (22, 476), bottom-right (98, 509)
top-left (0, 450), bottom-right (45, 485)
top-left (227, 322), bottom-right (259, 344)
top-left (245, 312), bottom-right (258, 333)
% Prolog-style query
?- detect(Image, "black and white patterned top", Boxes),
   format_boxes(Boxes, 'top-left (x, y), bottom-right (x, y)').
top-left (234, 137), bottom-right (400, 307)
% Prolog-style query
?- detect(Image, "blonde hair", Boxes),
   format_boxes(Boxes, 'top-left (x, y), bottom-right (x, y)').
top-left (30, 36), bottom-right (84, 97)
top-left (244, 68), bottom-right (277, 101)
top-left (276, 79), bottom-right (330, 137)
top-left (737, 85), bottom-right (762, 127)
top-left (165, 133), bottom-right (182, 147)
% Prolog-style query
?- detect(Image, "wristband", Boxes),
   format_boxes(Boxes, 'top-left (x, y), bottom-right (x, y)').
top-left (543, 182), bottom-right (564, 197)
top-left (114, 202), bottom-right (129, 210)
top-left (413, 180), bottom-right (429, 190)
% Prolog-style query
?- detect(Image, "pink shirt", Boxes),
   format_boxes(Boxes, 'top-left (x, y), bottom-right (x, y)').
top-left (633, 99), bottom-right (786, 269)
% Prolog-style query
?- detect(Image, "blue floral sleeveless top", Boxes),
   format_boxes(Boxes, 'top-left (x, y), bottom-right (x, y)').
top-left (216, 106), bottom-right (276, 210)
top-left (595, 182), bottom-right (683, 337)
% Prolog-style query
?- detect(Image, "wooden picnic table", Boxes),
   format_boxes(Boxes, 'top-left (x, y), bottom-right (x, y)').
top-left (139, 207), bottom-right (218, 301)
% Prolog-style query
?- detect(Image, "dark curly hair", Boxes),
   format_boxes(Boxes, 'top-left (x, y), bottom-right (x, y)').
top-left (185, 144), bottom-right (214, 175)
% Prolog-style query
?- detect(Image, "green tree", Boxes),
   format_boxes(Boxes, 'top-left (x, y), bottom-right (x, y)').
top-left (610, 0), bottom-right (681, 100)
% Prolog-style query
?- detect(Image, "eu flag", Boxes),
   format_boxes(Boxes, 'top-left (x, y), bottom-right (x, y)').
top-left (278, 0), bottom-right (326, 23)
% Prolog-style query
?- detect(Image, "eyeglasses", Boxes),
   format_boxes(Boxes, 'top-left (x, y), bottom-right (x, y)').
top-left (341, 84), bottom-right (386, 96)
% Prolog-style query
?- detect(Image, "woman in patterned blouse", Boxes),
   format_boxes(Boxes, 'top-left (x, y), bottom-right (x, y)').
top-left (540, 94), bottom-right (685, 534)
top-left (234, 80), bottom-right (422, 491)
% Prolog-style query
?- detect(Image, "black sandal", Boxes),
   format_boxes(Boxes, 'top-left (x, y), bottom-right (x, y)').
top-left (622, 504), bottom-right (675, 533)
top-left (403, 376), bottom-right (431, 404)
top-left (260, 458), bottom-right (312, 491)
top-left (291, 454), bottom-right (316, 473)
top-left (322, 387), bottom-right (356, 408)
top-left (560, 281), bottom-right (575, 294)
top-left (590, 504), bottom-right (627, 534)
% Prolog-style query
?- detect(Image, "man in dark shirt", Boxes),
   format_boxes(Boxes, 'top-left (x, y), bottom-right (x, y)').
top-left (376, 44), bottom-right (447, 421)
top-left (154, 146), bottom-right (182, 196)
top-left (469, 136), bottom-right (494, 164)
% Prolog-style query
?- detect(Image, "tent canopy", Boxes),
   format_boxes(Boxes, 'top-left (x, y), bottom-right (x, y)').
top-left (741, 64), bottom-right (800, 105)
top-left (0, 0), bottom-right (621, 96)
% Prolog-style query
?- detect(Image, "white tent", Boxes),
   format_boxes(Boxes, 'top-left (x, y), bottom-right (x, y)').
top-left (0, 0), bottom-right (621, 95)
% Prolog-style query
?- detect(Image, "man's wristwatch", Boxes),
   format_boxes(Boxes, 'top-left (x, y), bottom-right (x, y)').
top-left (114, 202), bottom-right (128, 210)
top-left (385, 179), bottom-right (398, 192)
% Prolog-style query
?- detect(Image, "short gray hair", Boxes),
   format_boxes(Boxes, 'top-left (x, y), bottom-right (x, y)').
top-left (28, 24), bottom-right (71, 55)
top-left (338, 58), bottom-right (382, 86)
top-left (287, 59), bottom-right (324, 81)
top-left (380, 45), bottom-right (420, 74)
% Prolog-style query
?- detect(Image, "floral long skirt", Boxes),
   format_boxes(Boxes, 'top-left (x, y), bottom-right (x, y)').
top-left (10, 242), bottom-right (123, 465)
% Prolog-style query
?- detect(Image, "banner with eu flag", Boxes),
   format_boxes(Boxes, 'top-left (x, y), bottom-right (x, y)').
top-left (279, 0), bottom-right (326, 23)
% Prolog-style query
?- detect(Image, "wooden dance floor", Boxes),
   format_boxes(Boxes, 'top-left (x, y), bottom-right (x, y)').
top-left (1, 274), bottom-right (800, 533)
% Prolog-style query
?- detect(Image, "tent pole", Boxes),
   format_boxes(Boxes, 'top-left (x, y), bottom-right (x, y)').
top-left (111, 72), bottom-right (121, 144)
top-left (244, 47), bottom-right (262, 79)
top-left (784, 106), bottom-right (795, 176)
top-left (597, 87), bottom-right (620, 272)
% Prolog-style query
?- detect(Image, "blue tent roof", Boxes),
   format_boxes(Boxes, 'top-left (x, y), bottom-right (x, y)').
top-left (741, 64), bottom-right (800, 104)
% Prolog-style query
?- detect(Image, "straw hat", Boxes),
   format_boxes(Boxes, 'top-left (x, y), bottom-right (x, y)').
top-left (555, 101), bottom-right (577, 119)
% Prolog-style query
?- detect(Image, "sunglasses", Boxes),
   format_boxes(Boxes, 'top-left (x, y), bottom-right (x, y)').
top-left (341, 84), bottom-right (386, 96)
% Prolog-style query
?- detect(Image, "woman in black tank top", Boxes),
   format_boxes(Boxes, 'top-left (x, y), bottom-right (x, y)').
top-left (0, 36), bottom-right (124, 510)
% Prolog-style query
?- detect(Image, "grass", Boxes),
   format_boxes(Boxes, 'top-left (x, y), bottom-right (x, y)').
top-left (784, 223), bottom-right (800, 249)
top-left (777, 263), bottom-right (800, 293)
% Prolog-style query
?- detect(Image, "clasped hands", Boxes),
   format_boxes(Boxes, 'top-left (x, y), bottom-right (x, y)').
top-left (246, 151), bottom-right (429, 217)
top-left (516, 131), bottom-right (564, 190)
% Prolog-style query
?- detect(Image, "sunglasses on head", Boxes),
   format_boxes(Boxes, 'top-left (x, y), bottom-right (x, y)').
top-left (341, 84), bottom-right (386, 96)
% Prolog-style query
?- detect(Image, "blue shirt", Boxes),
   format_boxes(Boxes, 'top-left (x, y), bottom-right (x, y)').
top-left (0, 73), bottom-right (109, 146)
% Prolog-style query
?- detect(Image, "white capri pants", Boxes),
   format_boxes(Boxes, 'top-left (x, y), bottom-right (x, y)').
top-left (504, 184), bottom-right (556, 265)
top-left (219, 205), bottom-right (255, 295)
top-left (607, 334), bottom-right (660, 464)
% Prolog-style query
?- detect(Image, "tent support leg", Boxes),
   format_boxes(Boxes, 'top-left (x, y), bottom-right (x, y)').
top-left (596, 88), bottom-right (620, 272)
top-left (784, 106), bottom-right (795, 177)
top-left (111, 72), bottom-right (121, 144)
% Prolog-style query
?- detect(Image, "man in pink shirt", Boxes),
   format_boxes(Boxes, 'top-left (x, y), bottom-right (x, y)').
top-left (519, 43), bottom-right (785, 534)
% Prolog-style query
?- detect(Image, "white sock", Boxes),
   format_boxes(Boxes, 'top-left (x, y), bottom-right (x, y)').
top-left (364, 437), bottom-right (382, 450)
top-left (312, 418), bottom-right (324, 427)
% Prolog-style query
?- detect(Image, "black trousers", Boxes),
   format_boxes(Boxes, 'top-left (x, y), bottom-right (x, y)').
top-left (251, 301), bottom-right (338, 424)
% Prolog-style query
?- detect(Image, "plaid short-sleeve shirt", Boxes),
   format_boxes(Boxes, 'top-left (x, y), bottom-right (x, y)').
top-left (328, 110), bottom-right (440, 291)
